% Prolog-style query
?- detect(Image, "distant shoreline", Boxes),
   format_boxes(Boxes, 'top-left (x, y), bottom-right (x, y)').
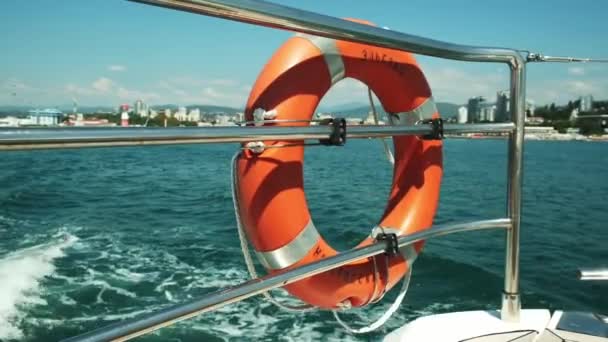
top-left (445, 134), bottom-right (608, 142)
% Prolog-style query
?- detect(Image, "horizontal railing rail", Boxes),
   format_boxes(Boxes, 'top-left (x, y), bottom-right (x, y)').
top-left (63, 218), bottom-right (512, 342)
top-left (129, 0), bottom-right (524, 65)
top-left (578, 268), bottom-right (608, 281)
top-left (17, 0), bottom-right (530, 337)
top-left (0, 123), bottom-right (515, 151)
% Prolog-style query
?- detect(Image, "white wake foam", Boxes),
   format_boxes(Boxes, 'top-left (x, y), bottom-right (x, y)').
top-left (0, 233), bottom-right (78, 340)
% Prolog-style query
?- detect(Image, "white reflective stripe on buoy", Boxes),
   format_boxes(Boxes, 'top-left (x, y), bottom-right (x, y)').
top-left (255, 219), bottom-right (320, 270)
top-left (297, 34), bottom-right (345, 85)
top-left (388, 97), bottom-right (438, 126)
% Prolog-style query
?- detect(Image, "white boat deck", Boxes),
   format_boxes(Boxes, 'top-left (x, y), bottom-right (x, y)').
top-left (385, 310), bottom-right (608, 342)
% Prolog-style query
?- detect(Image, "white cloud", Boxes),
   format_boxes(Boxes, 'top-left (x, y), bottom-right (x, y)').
top-left (202, 87), bottom-right (222, 98)
top-left (65, 84), bottom-right (95, 96)
top-left (566, 80), bottom-right (596, 93)
top-left (317, 78), bottom-right (369, 108)
top-left (150, 77), bottom-right (248, 106)
top-left (92, 77), bottom-right (114, 92)
top-left (62, 77), bottom-right (160, 104)
top-left (209, 79), bottom-right (238, 86)
top-left (108, 65), bottom-right (127, 72)
top-left (172, 89), bottom-right (188, 97)
top-left (7, 62), bottom-right (604, 108)
top-left (116, 87), bottom-right (160, 102)
top-left (2, 78), bottom-right (32, 92)
top-left (423, 67), bottom-right (508, 104)
top-left (568, 67), bottom-right (585, 76)
top-left (528, 78), bottom-right (608, 105)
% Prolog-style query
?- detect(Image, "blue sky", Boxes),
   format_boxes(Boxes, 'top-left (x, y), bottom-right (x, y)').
top-left (1, 0), bottom-right (607, 108)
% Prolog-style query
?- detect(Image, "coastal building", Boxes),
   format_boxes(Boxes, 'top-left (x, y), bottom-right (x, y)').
top-left (315, 112), bottom-right (333, 120)
top-left (495, 91), bottom-right (510, 122)
top-left (457, 106), bottom-right (468, 124)
top-left (525, 116), bottom-right (545, 125)
top-left (579, 95), bottom-right (594, 112)
top-left (526, 100), bottom-right (536, 116)
top-left (164, 108), bottom-right (172, 118)
top-left (0, 116), bottom-right (28, 127)
top-left (27, 108), bottom-right (63, 126)
top-left (467, 96), bottom-right (485, 123)
top-left (215, 114), bottom-right (232, 126)
top-left (363, 111), bottom-right (385, 125)
top-left (188, 108), bottom-right (201, 122)
top-left (149, 109), bottom-right (158, 119)
top-left (71, 118), bottom-right (116, 127)
top-left (236, 112), bottom-right (244, 123)
top-left (175, 107), bottom-right (188, 121)
top-left (345, 118), bottom-right (363, 125)
top-left (570, 108), bottom-right (579, 122)
top-left (134, 99), bottom-right (148, 117)
top-left (311, 112), bottom-right (333, 125)
top-left (480, 104), bottom-right (496, 122)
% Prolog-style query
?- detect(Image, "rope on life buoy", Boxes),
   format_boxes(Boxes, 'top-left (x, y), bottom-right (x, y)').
top-left (231, 152), bottom-right (314, 312)
top-left (232, 149), bottom-right (415, 330)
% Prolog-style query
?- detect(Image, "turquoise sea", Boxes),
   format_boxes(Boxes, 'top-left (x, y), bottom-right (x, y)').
top-left (0, 139), bottom-right (607, 341)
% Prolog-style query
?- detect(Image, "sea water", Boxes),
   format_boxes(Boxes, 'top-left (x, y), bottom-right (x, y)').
top-left (0, 139), bottom-right (606, 341)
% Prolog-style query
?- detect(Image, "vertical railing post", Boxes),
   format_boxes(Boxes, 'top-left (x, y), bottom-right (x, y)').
top-left (502, 55), bottom-right (526, 322)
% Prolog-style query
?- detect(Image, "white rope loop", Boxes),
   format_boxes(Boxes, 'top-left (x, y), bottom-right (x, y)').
top-left (331, 226), bottom-right (412, 334)
top-left (231, 150), bottom-right (413, 328)
top-left (231, 152), bottom-right (314, 312)
top-left (368, 88), bottom-right (395, 165)
top-left (332, 267), bottom-right (412, 334)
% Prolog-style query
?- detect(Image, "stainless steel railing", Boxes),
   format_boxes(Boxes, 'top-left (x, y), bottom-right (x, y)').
top-left (6, 1), bottom-right (607, 340)
top-left (64, 219), bottom-right (512, 342)
top-left (0, 123), bottom-right (514, 150)
top-left (2, 0), bottom-right (538, 339)
top-left (125, 0), bottom-right (528, 324)
top-left (578, 269), bottom-right (608, 281)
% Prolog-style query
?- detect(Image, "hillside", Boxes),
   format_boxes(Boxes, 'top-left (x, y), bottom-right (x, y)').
top-left (325, 102), bottom-right (461, 118)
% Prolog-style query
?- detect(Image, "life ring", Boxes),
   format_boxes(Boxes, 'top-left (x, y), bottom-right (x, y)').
top-left (235, 20), bottom-right (443, 309)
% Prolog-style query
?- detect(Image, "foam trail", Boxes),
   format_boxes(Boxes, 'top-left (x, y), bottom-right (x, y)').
top-left (0, 233), bottom-right (78, 340)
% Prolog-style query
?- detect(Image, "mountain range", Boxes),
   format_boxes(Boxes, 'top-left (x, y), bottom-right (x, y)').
top-left (0, 102), bottom-right (461, 118)
top-left (321, 101), bottom-right (461, 118)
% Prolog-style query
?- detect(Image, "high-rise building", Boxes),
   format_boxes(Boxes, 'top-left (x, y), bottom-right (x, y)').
top-left (495, 91), bottom-right (510, 123)
top-left (526, 100), bottom-right (536, 117)
top-left (480, 104), bottom-right (496, 122)
top-left (175, 107), bottom-right (188, 121)
top-left (579, 95), bottom-right (594, 112)
top-left (457, 106), bottom-right (468, 124)
top-left (188, 108), bottom-right (201, 122)
top-left (164, 108), bottom-right (172, 118)
top-left (467, 96), bottom-right (485, 123)
top-left (134, 99), bottom-right (142, 115)
top-left (236, 112), bottom-right (244, 123)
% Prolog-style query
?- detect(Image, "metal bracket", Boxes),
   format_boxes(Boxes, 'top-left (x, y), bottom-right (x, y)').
top-left (319, 118), bottom-right (347, 146)
top-left (527, 52), bottom-right (608, 63)
top-left (420, 118), bottom-right (444, 140)
top-left (375, 232), bottom-right (400, 256)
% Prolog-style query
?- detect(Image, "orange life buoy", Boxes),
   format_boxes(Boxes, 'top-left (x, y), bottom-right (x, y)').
top-left (236, 20), bottom-right (443, 309)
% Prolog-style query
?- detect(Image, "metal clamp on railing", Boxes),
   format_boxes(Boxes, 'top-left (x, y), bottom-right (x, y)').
top-left (319, 118), bottom-right (347, 146)
top-left (375, 233), bottom-right (400, 256)
top-left (420, 118), bottom-right (444, 140)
